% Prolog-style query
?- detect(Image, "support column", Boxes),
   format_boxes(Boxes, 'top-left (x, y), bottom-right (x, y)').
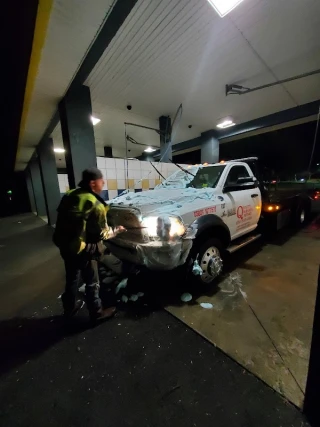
top-left (29, 156), bottom-right (47, 218)
top-left (25, 167), bottom-right (36, 214)
top-left (59, 85), bottom-right (97, 189)
top-left (159, 115), bottom-right (172, 162)
top-left (38, 138), bottom-right (61, 226)
top-left (200, 131), bottom-right (219, 164)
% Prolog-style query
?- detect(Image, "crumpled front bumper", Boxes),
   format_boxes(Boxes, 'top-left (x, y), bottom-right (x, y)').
top-left (105, 237), bottom-right (193, 271)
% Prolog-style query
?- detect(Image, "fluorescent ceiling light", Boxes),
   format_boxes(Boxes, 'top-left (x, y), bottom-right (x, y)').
top-left (217, 119), bottom-right (236, 129)
top-left (144, 147), bottom-right (156, 153)
top-left (54, 148), bottom-right (65, 153)
top-left (91, 116), bottom-right (101, 126)
top-left (207, 0), bottom-right (244, 17)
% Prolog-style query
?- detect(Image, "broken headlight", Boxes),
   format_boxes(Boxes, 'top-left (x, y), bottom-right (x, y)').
top-left (142, 215), bottom-right (186, 240)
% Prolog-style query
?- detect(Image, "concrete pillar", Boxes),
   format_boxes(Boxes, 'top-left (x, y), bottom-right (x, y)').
top-left (37, 138), bottom-right (61, 226)
top-left (59, 85), bottom-right (97, 189)
top-left (159, 115), bottom-right (172, 162)
top-left (200, 131), bottom-right (219, 164)
top-left (29, 156), bottom-right (47, 218)
top-left (25, 167), bottom-right (36, 214)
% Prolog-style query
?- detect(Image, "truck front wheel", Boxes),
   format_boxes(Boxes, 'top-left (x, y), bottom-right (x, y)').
top-left (189, 237), bottom-right (224, 285)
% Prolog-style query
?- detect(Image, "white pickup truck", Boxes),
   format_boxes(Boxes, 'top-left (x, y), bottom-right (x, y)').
top-left (106, 158), bottom-right (266, 284)
top-left (106, 157), bottom-right (315, 284)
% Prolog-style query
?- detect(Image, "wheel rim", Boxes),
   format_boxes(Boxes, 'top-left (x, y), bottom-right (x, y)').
top-left (199, 246), bottom-right (223, 284)
top-left (300, 210), bottom-right (305, 223)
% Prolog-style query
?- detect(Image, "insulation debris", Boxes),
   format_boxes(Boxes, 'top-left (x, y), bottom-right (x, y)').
top-left (129, 294), bottom-right (139, 302)
top-left (180, 293), bottom-right (193, 302)
top-left (121, 295), bottom-right (128, 303)
top-left (137, 292), bottom-right (144, 297)
top-left (78, 284), bottom-right (86, 294)
top-left (115, 278), bottom-right (128, 294)
top-left (200, 302), bottom-right (213, 309)
top-left (192, 260), bottom-right (203, 276)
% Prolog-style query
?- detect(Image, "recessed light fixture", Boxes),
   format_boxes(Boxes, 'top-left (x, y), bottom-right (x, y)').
top-left (144, 147), bottom-right (156, 153)
top-left (207, 0), bottom-right (244, 17)
top-left (217, 119), bottom-right (236, 129)
top-left (54, 148), bottom-right (65, 153)
top-left (91, 116), bottom-right (101, 126)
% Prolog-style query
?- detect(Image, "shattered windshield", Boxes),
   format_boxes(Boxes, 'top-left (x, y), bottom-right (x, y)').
top-left (156, 165), bottom-right (225, 189)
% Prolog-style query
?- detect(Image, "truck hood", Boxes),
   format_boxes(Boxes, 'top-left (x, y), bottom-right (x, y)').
top-left (109, 187), bottom-right (220, 217)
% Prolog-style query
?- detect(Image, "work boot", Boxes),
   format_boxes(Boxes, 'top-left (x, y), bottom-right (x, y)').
top-left (90, 306), bottom-right (117, 323)
top-left (64, 300), bottom-right (84, 318)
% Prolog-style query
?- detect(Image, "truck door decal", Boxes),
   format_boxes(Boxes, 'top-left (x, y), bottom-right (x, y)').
top-left (236, 205), bottom-right (254, 231)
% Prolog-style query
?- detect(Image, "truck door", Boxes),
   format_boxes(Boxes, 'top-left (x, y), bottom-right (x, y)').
top-left (222, 164), bottom-right (261, 239)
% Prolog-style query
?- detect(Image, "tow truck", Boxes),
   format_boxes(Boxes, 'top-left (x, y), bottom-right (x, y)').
top-left (106, 158), bottom-right (319, 284)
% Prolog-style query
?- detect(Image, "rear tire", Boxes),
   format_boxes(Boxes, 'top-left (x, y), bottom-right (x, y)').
top-left (188, 237), bottom-right (224, 285)
top-left (293, 202), bottom-right (309, 227)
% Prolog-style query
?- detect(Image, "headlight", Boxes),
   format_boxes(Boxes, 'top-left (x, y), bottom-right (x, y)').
top-left (142, 216), bottom-right (185, 239)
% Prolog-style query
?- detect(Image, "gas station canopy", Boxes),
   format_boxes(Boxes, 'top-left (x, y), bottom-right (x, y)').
top-left (16, 0), bottom-right (320, 169)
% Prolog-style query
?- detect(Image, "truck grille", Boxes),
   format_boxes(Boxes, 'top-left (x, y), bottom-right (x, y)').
top-left (107, 206), bottom-right (147, 244)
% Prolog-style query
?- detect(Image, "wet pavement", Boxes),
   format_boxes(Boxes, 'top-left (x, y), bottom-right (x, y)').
top-left (0, 214), bottom-right (312, 427)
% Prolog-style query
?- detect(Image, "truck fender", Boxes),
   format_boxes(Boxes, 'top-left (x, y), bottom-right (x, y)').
top-left (190, 214), bottom-right (231, 247)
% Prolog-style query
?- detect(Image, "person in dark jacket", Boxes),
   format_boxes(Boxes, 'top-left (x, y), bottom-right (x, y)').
top-left (53, 168), bottom-right (124, 321)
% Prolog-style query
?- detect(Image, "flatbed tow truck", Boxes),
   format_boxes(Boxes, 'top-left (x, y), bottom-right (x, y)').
top-left (106, 158), bottom-right (320, 285)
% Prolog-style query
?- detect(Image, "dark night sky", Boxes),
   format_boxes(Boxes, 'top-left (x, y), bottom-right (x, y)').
top-left (174, 120), bottom-right (320, 175)
top-left (1, 2), bottom-right (38, 216)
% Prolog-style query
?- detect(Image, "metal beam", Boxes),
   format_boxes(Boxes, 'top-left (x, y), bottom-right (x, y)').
top-left (226, 69), bottom-right (320, 96)
top-left (153, 99), bottom-right (320, 158)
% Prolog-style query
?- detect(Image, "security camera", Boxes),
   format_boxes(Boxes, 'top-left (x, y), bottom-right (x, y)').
top-left (188, 125), bottom-right (192, 129)
top-left (127, 105), bottom-right (132, 111)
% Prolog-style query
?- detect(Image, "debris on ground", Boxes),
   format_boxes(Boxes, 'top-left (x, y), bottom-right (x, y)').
top-left (192, 260), bottom-right (203, 276)
top-left (115, 278), bottom-right (128, 294)
top-left (129, 294), bottom-right (139, 302)
top-left (121, 295), bottom-right (128, 303)
top-left (200, 302), bottom-right (213, 309)
top-left (137, 292), bottom-right (144, 298)
top-left (180, 293), bottom-right (193, 302)
top-left (102, 275), bottom-right (118, 285)
top-left (78, 284), bottom-right (85, 294)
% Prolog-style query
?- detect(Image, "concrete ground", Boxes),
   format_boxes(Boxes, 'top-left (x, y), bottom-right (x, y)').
top-left (166, 220), bottom-right (320, 408)
top-left (0, 214), bottom-right (311, 427)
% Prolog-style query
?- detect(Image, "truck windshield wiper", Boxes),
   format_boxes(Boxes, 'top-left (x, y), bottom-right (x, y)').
top-left (169, 159), bottom-right (195, 177)
top-left (150, 162), bottom-right (166, 180)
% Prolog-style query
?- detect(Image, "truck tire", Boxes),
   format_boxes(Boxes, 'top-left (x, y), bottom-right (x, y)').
top-left (188, 237), bottom-right (224, 285)
top-left (293, 202), bottom-right (309, 227)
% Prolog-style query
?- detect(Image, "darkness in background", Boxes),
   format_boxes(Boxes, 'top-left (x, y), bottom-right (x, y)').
top-left (0, 1), bottom-right (39, 217)
top-left (1, 173), bottom-right (31, 217)
top-left (174, 150), bottom-right (201, 164)
top-left (174, 121), bottom-right (319, 175)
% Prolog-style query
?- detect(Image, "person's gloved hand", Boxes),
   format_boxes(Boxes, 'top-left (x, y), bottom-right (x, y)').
top-left (104, 226), bottom-right (126, 240)
top-left (114, 226), bottom-right (126, 236)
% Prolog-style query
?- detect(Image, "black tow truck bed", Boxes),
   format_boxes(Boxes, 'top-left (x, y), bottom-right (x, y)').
top-left (243, 158), bottom-right (320, 230)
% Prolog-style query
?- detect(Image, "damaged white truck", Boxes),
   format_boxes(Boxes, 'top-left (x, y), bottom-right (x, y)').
top-left (106, 157), bottom-right (317, 284)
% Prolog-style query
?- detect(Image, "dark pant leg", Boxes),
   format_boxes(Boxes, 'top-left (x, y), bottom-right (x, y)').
top-left (61, 254), bottom-right (81, 313)
top-left (81, 257), bottom-right (102, 316)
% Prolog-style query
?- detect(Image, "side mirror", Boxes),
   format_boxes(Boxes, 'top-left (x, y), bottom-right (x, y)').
top-left (237, 176), bottom-right (256, 184)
